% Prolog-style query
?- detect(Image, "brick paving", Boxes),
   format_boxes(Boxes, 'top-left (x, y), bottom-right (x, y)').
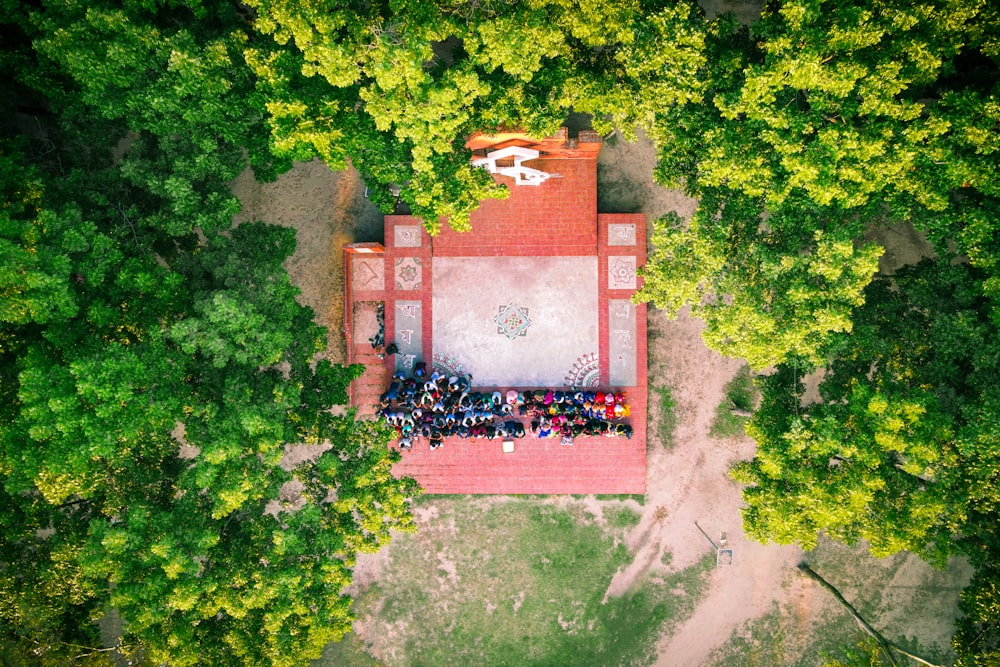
top-left (344, 130), bottom-right (647, 494)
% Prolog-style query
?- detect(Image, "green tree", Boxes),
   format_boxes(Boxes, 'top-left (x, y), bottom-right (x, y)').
top-left (953, 563), bottom-right (1000, 666)
top-left (638, 0), bottom-right (1000, 366)
top-left (27, 0), bottom-right (288, 234)
top-left (0, 155), bottom-right (77, 327)
top-left (733, 261), bottom-right (999, 565)
top-left (638, 196), bottom-right (883, 369)
top-left (1, 5), bottom-right (419, 663)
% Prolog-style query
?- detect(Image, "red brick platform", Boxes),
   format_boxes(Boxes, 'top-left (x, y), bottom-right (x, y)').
top-left (344, 130), bottom-right (647, 494)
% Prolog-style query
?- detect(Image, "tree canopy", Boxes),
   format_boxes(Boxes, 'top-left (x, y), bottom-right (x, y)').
top-left (637, 0), bottom-right (1000, 366)
top-left (1, 1), bottom-right (416, 664)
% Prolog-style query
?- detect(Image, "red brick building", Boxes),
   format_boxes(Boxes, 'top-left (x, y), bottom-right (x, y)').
top-left (344, 129), bottom-right (647, 494)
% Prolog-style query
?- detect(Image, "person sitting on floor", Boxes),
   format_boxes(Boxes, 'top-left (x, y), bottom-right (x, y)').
top-left (385, 381), bottom-right (401, 402)
top-left (507, 421), bottom-right (525, 439)
top-left (429, 430), bottom-right (443, 449)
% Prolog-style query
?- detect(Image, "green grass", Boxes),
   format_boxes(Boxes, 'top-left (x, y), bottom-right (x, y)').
top-left (725, 365), bottom-right (757, 412)
top-left (595, 493), bottom-right (645, 505)
top-left (602, 504), bottom-right (642, 529)
top-left (312, 631), bottom-right (383, 667)
top-left (710, 366), bottom-right (757, 439)
top-left (654, 385), bottom-right (677, 448)
top-left (349, 496), bottom-right (714, 667)
top-left (710, 410), bottom-right (747, 439)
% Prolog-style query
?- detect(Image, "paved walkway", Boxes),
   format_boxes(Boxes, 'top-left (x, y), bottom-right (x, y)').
top-left (432, 256), bottom-right (598, 387)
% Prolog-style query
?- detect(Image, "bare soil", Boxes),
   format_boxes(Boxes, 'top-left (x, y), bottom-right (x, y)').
top-left (234, 133), bottom-right (971, 665)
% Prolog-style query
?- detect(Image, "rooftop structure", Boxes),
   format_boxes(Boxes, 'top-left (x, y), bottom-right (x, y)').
top-left (344, 129), bottom-right (647, 494)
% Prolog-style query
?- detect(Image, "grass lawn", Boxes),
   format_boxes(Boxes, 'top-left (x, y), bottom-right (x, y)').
top-left (653, 385), bottom-right (677, 448)
top-left (338, 496), bottom-right (714, 667)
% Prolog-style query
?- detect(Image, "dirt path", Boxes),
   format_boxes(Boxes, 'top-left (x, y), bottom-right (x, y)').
top-left (616, 308), bottom-right (808, 666)
top-left (599, 128), bottom-right (817, 663)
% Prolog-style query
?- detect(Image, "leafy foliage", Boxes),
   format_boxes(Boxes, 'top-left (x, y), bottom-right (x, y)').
top-left (734, 261), bottom-right (998, 566)
top-left (244, 0), bottom-right (710, 232)
top-left (0, 2), bottom-right (417, 664)
top-left (638, 0), bottom-right (1000, 367)
top-left (2, 0), bottom-right (1000, 662)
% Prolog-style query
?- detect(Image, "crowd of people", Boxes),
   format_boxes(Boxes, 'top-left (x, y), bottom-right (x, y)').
top-left (379, 362), bottom-right (633, 450)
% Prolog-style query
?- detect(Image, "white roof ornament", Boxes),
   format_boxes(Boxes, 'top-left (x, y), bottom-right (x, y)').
top-left (471, 146), bottom-right (556, 186)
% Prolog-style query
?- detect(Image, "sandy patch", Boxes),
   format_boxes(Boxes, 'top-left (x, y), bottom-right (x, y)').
top-left (231, 159), bottom-right (383, 365)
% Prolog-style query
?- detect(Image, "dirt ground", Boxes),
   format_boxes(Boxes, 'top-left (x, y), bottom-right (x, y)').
top-left (233, 130), bottom-right (971, 665)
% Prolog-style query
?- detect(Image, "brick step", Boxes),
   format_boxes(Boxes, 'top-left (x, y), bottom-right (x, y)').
top-left (353, 378), bottom-right (387, 391)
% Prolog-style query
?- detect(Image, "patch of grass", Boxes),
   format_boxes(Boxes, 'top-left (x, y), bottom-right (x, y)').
top-left (705, 603), bottom-right (789, 667)
top-left (311, 631), bottom-right (383, 667)
top-left (710, 366), bottom-right (757, 439)
top-left (707, 602), bottom-right (869, 667)
top-left (595, 493), bottom-right (645, 505)
top-left (654, 385), bottom-right (677, 448)
top-left (602, 504), bottom-right (642, 529)
top-left (726, 365), bottom-right (757, 412)
top-left (352, 498), bottom-right (714, 667)
top-left (710, 409), bottom-right (748, 439)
